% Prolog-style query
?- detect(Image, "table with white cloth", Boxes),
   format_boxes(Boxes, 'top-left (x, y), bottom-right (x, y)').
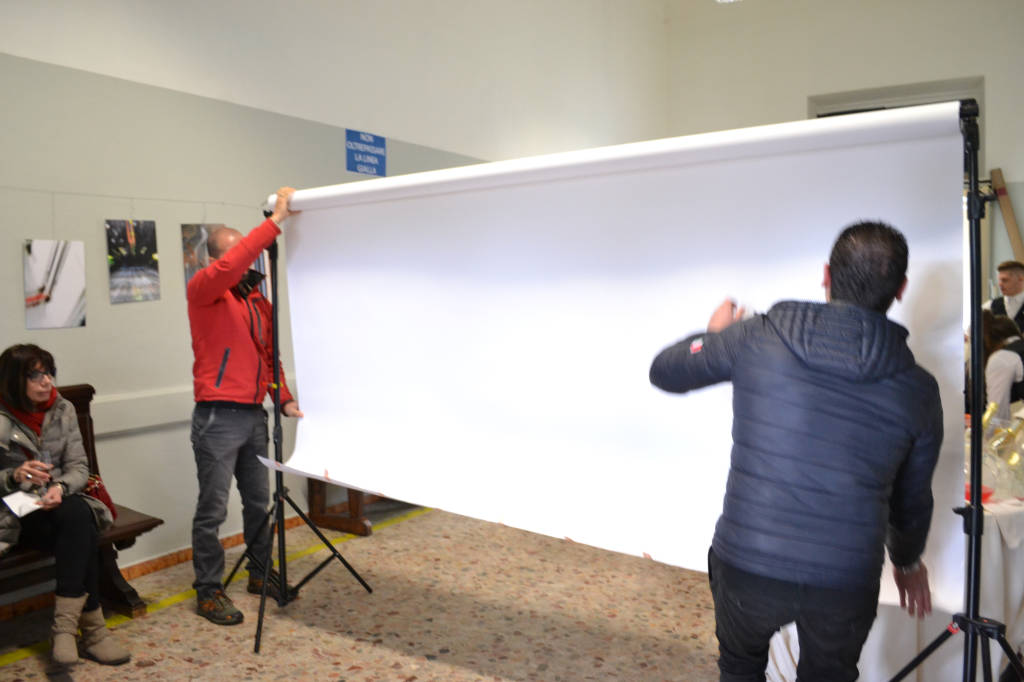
top-left (767, 499), bottom-right (1024, 682)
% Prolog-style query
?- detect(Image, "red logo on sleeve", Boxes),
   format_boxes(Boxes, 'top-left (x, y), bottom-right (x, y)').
top-left (690, 337), bottom-right (704, 354)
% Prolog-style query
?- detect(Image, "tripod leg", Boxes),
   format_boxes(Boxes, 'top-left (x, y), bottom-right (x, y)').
top-left (293, 554), bottom-right (342, 593)
top-left (968, 631), bottom-right (981, 682)
top-left (253, 498), bottom-right (279, 654)
top-left (890, 626), bottom-right (955, 681)
top-left (273, 473), bottom-right (288, 604)
top-left (995, 635), bottom-right (1024, 680)
top-left (282, 492), bottom-right (372, 593)
top-left (984, 635), bottom-right (995, 682)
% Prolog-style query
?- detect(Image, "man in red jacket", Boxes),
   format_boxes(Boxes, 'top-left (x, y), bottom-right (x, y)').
top-left (187, 187), bottom-right (303, 625)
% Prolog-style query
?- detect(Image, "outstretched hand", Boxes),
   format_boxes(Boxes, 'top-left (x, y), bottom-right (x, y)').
top-left (707, 298), bottom-right (746, 332)
top-left (270, 187), bottom-right (299, 225)
top-left (893, 561), bottom-right (932, 619)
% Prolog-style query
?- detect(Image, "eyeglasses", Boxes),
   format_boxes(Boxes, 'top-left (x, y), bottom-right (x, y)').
top-left (26, 370), bottom-right (55, 383)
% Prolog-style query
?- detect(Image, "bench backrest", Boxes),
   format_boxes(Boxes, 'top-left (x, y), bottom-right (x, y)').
top-left (56, 384), bottom-right (99, 476)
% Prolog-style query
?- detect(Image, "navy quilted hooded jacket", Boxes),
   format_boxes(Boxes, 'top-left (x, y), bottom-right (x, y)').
top-left (650, 300), bottom-right (943, 591)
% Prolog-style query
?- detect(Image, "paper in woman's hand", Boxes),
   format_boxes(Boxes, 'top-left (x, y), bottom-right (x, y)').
top-left (3, 490), bottom-right (43, 517)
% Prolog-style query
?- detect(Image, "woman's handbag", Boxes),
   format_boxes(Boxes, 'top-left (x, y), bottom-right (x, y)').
top-left (82, 474), bottom-right (117, 520)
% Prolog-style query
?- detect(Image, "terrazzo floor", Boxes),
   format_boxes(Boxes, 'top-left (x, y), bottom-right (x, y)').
top-left (0, 504), bottom-right (719, 681)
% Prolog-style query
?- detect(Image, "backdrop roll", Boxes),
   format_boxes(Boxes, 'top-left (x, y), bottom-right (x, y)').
top-left (278, 102), bottom-right (964, 610)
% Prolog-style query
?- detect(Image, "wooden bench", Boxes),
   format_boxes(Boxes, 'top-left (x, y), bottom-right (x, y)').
top-left (0, 384), bottom-right (164, 617)
top-left (307, 480), bottom-right (375, 536)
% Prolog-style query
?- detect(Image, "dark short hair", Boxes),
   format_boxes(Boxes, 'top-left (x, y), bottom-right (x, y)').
top-left (0, 344), bottom-right (57, 411)
top-left (997, 260), bottom-right (1024, 275)
top-left (828, 221), bottom-right (909, 313)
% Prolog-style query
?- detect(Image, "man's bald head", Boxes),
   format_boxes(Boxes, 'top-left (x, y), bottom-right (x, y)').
top-left (207, 227), bottom-right (243, 260)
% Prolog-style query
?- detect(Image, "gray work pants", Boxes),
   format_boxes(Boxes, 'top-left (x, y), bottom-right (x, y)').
top-left (190, 403), bottom-right (271, 598)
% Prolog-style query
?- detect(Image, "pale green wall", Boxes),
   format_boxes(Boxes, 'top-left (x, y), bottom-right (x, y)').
top-left (0, 0), bottom-right (671, 162)
top-left (666, 0), bottom-right (1024, 279)
top-left (0, 53), bottom-right (478, 571)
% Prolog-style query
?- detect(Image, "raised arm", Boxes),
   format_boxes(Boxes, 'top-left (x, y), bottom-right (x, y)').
top-left (186, 188), bottom-right (296, 306)
top-left (649, 299), bottom-right (749, 394)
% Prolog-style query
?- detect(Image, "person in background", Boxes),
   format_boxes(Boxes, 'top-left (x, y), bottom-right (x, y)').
top-left (0, 344), bottom-right (129, 667)
top-left (650, 221), bottom-right (943, 681)
top-left (984, 260), bottom-right (1024, 331)
top-left (982, 310), bottom-right (1024, 421)
top-left (186, 187), bottom-right (303, 625)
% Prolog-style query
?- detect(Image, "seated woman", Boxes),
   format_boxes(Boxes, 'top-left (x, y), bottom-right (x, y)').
top-left (0, 344), bottom-right (129, 667)
top-left (983, 311), bottom-right (1024, 422)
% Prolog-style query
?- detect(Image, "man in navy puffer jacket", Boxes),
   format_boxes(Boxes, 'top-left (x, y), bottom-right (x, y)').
top-left (650, 221), bottom-right (943, 681)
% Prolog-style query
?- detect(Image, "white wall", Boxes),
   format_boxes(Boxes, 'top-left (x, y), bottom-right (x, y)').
top-left (4, 1), bottom-right (1019, 173)
top-left (667, 0), bottom-right (1022, 175)
top-left (0, 0), bottom-right (671, 162)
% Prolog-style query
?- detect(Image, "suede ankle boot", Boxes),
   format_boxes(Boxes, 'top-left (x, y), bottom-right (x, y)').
top-left (78, 606), bottom-right (130, 665)
top-left (51, 594), bottom-right (88, 665)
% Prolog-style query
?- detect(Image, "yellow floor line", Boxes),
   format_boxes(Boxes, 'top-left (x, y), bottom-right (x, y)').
top-left (0, 507), bottom-right (433, 668)
top-left (0, 642), bottom-right (48, 667)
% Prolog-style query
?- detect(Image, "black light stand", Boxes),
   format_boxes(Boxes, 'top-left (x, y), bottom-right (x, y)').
top-left (890, 101), bottom-right (1024, 682)
top-left (224, 221), bottom-right (372, 654)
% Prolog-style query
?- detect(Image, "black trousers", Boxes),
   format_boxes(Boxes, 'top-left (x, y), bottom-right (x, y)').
top-left (708, 548), bottom-right (879, 682)
top-left (18, 494), bottom-right (100, 611)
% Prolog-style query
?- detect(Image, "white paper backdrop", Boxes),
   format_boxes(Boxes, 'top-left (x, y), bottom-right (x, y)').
top-left (278, 102), bottom-right (965, 611)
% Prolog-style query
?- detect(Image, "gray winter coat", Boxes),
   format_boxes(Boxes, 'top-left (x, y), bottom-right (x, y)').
top-left (650, 300), bottom-right (944, 591)
top-left (0, 395), bottom-right (114, 555)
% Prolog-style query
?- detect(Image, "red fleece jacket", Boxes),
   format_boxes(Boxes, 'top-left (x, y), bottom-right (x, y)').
top-left (187, 219), bottom-right (294, 405)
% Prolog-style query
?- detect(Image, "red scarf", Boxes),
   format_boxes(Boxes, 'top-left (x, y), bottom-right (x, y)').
top-left (0, 386), bottom-right (58, 438)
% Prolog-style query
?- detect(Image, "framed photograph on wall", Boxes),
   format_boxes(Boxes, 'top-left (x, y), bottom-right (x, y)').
top-left (105, 219), bottom-right (160, 304)
top-left (181, 223), bottom-right (268, 295)
top-left (180, 223), bottom-right (223, 286)
top-left (23, 239), bottom-right (86, 329)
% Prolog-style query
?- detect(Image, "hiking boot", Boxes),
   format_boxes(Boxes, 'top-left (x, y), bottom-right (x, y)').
top-left (196, 589), bottom-right (243, 626)
top-left (247, 568), bottom-right (294, 601)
